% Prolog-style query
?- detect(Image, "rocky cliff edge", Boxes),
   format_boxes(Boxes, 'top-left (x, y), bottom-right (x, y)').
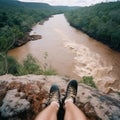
top-left (0, 74), bottom-right (120, 120)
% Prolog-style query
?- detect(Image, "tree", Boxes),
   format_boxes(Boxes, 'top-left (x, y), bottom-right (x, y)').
top-left (0, 26), bottom-right (16, 74)
top-left (65, 1), bottom-right (120, 51)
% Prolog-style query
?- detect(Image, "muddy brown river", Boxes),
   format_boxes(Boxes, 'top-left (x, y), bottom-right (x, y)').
top-left (8, 14), bottom-right (120, 92)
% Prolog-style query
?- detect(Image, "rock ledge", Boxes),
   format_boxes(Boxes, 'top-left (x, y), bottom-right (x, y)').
top-left (0, 74), bottom-right (120, 120)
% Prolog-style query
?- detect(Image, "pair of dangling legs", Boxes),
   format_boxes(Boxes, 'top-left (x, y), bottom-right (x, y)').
top-left (35, 80), bottom-right (87, 120)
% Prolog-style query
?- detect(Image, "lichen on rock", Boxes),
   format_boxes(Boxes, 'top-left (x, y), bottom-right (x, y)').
top-left (0, 89), bottom-right (30, 117)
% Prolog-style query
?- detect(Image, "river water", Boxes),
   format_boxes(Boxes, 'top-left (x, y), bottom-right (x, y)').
top-left (8, 14), bottom-right (120, 92)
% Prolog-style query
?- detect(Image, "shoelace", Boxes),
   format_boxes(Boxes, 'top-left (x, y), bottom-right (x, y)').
top-left (49, 92), bottom-right (59, 103)
top-left (67, 86), bottom-right (76, 99)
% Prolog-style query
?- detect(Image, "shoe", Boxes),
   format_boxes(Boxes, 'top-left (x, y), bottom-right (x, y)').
top-left (64, 80), bottom-right (78, 103)
top-left (47, 84), bottom-right (60, 106)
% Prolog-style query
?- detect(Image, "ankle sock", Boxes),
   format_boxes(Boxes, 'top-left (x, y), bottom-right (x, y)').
top-left (65, 98), bottom-right (73, 104)
top-left (51, 101), bottom-right (60, 109)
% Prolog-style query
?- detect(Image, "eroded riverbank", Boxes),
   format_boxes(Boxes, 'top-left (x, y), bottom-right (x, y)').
top-left (8, 14), bottom-right (120, 93)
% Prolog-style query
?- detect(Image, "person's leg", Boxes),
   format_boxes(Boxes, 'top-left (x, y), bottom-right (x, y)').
top-left (35, 102), bottom-right (58, 120)
top-left (35, 85), bottom-right (60, 120)
top-left (64, 101), bottom-right (87, 120)
top-left (64, 80), bottom-right (87, 120)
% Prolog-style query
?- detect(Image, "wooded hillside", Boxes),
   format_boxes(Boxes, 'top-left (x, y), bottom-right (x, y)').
top-left (0, 0), bottom-right (56, 51)
top-left (65, 2), bottom-right (120, 51)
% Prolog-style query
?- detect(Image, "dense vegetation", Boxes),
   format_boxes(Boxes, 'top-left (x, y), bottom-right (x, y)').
top-left (0, 0), bottom-right (72, 75)
top-left (0, 54), bottom-right (57, 76)
top-left (65, 2), bottom-right (120, 51)
top-left (0, 0), bottom-right (57, 50)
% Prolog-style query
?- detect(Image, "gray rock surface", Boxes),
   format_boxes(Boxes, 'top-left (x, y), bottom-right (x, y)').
top-left (77, 84), bottom-right (120, 120)
top-left (0, 89), bottom-right (30, 117)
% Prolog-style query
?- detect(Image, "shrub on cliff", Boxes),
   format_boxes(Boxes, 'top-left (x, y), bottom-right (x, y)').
top-left (7, 56), bottom-right (20, 75)
top-left (81, 76), bottom-right (97, 88)
top-left (18, 55), bottom-right (43, 75)
top-left (0, 54), bottom-right (57, 76)
top-left (18, 54), bottom-right (57, 76)
top-left (0, 56), bottom-right (20, 75)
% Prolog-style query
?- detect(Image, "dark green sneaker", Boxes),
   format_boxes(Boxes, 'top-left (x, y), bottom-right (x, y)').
top-left (47, 84), bottom-right (60, 106)
top-left (64, 80), bottom-right (78, 103)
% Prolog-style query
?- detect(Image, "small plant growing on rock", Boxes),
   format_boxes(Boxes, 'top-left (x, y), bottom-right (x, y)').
top-left (81, 76), bottom-right (97, 88)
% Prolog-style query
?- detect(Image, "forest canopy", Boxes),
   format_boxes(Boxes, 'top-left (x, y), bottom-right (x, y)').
top-left (65, 1), bottom-right (120, 51)
top-left (0, 0), bottom-right (56, 50)
top-left (0, 0), bottom-right (73, 51)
